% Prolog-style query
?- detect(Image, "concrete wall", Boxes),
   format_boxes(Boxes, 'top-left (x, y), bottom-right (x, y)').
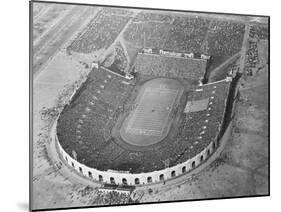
top-left (55, 127), bottom-right (228, 186)
top-left (54, 78), bottom-right (233, 186)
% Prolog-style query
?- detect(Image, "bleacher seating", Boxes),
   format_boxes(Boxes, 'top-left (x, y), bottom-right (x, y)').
top-left (249, 24), bottom-right (269, 40)
top-left (67, 11), bottom-right (130, 53)
top-left (57, 68), bottom-right (231, 174)
top-left (245, 40), bottom-right (259, 75)
top-left (206, 21), bottom-right (245, 56)
top-left (124, 14), bottom-right (245, 57)
top-left (57, 68), bottom-right (134, 168)
top-left (134, 53), bottom-right (206, 80)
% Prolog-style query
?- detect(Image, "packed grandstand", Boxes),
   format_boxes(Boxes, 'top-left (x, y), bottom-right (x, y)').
top-left (55, 9), bottom-right (248, 186)
top-left (56, 47), bottom-right (234, 186)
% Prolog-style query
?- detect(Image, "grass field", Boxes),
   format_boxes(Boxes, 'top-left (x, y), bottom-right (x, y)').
top-left (126, 87), bottom-right (178, 136)
top-left (120, 78), bottom-right (183, 146)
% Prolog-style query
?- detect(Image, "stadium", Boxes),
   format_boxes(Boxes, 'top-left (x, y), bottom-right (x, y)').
top-left (32, 5), bottom-right (269, 208)
top-left (55, 48), bottom-right (235, 186)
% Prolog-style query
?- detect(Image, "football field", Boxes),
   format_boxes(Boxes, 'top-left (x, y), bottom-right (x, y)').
top-left (120, 78), bottom-right (184, 146)
top-left (126, 87), bottom-right (178, 136)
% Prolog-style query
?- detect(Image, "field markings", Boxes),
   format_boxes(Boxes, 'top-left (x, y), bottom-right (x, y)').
top-left (126, 87), bottom-right (179, 136)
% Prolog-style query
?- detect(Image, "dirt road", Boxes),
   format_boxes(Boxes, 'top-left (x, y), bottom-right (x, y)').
top-left (33, 6), bottom-right (96, 77)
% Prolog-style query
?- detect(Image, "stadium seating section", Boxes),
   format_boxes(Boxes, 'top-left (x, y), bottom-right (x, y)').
top-left (206, 21), bottom-right (245, 56)
top-left (124, 13), bottom-right (245, 57)
top-left (67, 9), bottom-right (131, 53)
top-left (134, 53), bottom-right (206, 79)
top-left (163, 17), bottom-right (210, 53)
top-left (57, 66), bottom-right (231, 173)
top-left (58, 11), bottom-right (238, 174)
top-left (173, 80), bottom-right (231, 164)
top-left (57, 68), bottom-right (135, 170)
top-left (245, 40), bottom-right (259, 75)
top-left (249, 24), bottom-right (269, 40)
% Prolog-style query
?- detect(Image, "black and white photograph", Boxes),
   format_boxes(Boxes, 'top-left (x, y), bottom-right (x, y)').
top-left (30, 0), bottom-right (269, 211)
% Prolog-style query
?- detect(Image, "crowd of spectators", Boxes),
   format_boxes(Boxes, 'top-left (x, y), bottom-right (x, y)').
top-left (57, 69), bottom-right (231, 174)
top-left (124, 16), bottom-right (209, 53)
top-left (134, 53), bottom-right (206, 79)
top-left (124, 22), bottom-right (169, 48)
top-left (206, 21), bottom-right (245, 56)
top-left (163, 17), bottom-right (210, 53)
top-left (92, 190), bottom-right (135, 205)
top-left (123, 12), bottom-right (173, 48)
top-left (57, 68), bottom-right (134, 169)
top-left (171, 80), bottom-right (231, 165)
top-left (245, 40), bottom-right (259, 76)
top-left (249, 24), bottom-right (269, 40)
top-left (117, 80), bottom-right (232, 172)
top-left (67, 12), bottom-right (130, 53)
top-left (124, 14), bottom-right (245, 58)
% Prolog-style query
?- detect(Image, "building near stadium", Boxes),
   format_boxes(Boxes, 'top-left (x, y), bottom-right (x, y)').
top-left (55, 49), bottom-right (234, 186)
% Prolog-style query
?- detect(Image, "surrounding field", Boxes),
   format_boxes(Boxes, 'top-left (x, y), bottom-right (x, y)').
top-left (32, 2), bottom-right (269, 210)
top-left (33, 3), bottom-right (98, 76)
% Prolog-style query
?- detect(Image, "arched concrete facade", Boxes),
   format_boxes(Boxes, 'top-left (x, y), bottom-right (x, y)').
top-left (55, 127), bottom-right (229, 186)
top-left (54, 78), bottom-right (233, 186)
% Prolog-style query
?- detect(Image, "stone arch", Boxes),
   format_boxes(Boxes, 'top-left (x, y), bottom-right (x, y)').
top-left (200, 155), bottom-right (204, 162)
top-left (192, 161), bottom-right (196, 168)
top-left (110, 177), bottom-right (115, 184)
top-left (71, 162), bottom-right (75, 168)
top-left (182, 166), bottom-right (186, 173)
top-left (98, 175), bottom-right (103, 182)
top-left (88, 171), bottom-right (92, 178)
top-left (79, 167), bottom-right (83, 173)
top-left (159, 174), bottom-right (165, 181)
top-left (147, 176), bottom-right (152, 183)
top-left (122, 178), bottom-right (128, 185)
top-left (207, 149), bottom-right (210, 156)
top-left (135, 178), bottom-right (140, 185)
top-left (171, 170), bottom-right (176, 177)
